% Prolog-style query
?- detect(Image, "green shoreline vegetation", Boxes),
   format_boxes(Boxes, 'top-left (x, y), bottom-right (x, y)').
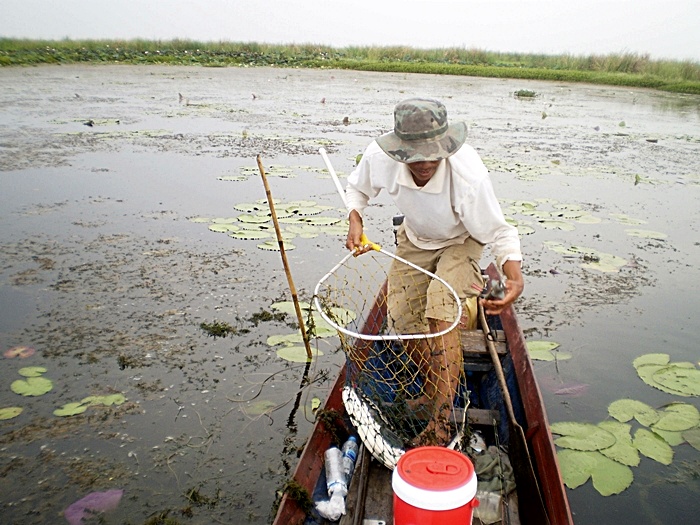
top-left (2, 38), bottom-right (700, 95)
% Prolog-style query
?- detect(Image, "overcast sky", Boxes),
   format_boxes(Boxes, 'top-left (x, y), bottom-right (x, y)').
top-left (2, 0), bottom-right (698, 61)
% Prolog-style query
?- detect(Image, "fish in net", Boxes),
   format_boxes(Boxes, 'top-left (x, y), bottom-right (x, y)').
top-left (314, 248), bottom-right (471, 469)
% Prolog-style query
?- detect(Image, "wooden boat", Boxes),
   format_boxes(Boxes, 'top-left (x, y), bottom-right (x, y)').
top-left (273, 263), bottom-right (573, 525)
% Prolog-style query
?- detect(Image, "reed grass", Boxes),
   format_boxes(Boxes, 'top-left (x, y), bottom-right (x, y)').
top-left (1, 38), bottom-right (698, 94)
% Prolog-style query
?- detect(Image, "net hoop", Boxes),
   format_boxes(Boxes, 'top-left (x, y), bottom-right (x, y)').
top-left (313, 248), bottom-right (462, 341)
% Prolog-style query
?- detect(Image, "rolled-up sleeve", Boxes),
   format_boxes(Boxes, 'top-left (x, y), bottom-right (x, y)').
top-left (345, 143), bottom-right (383, 216)
top-left (457, 176), bottom-right (522, 269)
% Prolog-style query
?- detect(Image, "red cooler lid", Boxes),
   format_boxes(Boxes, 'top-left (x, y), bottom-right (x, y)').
top-left (396, 446), bottom-right (474, 491)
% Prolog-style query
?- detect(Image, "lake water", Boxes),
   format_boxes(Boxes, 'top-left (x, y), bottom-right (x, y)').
top-left (0, 65), bottom-right (698, 524)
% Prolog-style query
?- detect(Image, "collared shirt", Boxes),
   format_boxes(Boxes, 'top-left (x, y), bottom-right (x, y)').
top-left (345, 140), bottom-right (522, 268)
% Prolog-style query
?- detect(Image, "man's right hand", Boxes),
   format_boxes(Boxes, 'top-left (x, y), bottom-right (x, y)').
top-left (346, 209), bottom-right (372, 254)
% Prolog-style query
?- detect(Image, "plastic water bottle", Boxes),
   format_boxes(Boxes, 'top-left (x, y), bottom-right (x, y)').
top-left (341, 436), bottom-right (359, 484)
top-left (316, 446), bottom-right (347, 521)
top-left (324, 446), bottom-right (346, 495)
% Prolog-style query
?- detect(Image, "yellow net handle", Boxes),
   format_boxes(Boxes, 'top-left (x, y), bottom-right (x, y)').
top-left (357, 233), bottom-right (381, 253)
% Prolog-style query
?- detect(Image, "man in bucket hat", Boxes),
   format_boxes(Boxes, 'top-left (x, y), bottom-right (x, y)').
top-left (345, 98), bottom-right (523, 447)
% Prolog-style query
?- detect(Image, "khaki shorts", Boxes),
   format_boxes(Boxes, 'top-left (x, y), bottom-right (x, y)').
top-left (387, 225), bottom-right (484, 334)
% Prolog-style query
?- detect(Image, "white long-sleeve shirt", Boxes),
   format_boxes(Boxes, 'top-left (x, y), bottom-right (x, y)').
top-left (345, 140), bottom-right (522, 268)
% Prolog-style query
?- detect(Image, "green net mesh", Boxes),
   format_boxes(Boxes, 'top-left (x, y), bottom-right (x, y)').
top-left (314, 249), bottom-right (470, 469)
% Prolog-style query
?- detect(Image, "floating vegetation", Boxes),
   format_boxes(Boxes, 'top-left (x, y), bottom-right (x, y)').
top-left (265, 301), bottom-right (355, 362)
top-left (0, 406), bottom-right (23, 420)
top-left (543, 241), bottom-right (628, 273)
top-left (229, 230), bottom-right (272, 240)
top-left (557, 448), bottom-right (634, 496)
top-left (200, 321), bottom-right (237, 339)
top-left (194, 194), bottom-right (347, 251)
top-left (526, 340), bottom-right (572, 361)
top-left (54, 394), bottom-right (127, 417)
top-left (244, 399), bottom-right (279, 416)
top-left (501, 198), bottom-right (603, 233)
top-left (514, 89), bottom-right (537, 98)
top-left (609, 213), bottom-right (646, 225)
top-left (208, 224), bottom-right (240, 233)
top-left (3, 346), bottom-right (36, 359)
top-left (237, 213), bottom-right (271, 224)
top-left (554, 354), bottom-right (700, 496)
top-left (276, 346), bottom-right (324, 362)
top-left (633, 353), bottom-right (700, 397)
top-left (258, 240), bottom-right (296, 251)
top-left (11, 366), bottom-right (53, 397)
top-left (625, 228), bottom-right (668, 240)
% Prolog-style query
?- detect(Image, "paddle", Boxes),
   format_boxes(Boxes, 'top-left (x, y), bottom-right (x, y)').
top-left (478, 303), bottom-right (550, 525)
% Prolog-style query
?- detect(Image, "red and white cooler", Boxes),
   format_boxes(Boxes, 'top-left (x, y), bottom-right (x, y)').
top-left (392, 446), bottom-right (479, 525)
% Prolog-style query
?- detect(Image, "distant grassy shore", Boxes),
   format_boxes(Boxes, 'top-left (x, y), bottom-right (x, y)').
top-left (2, 39), bottom-right (699, 95)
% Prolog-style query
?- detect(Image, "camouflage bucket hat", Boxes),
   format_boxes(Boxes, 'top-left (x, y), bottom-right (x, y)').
top-left (376, 98), bottom-right (467, 163)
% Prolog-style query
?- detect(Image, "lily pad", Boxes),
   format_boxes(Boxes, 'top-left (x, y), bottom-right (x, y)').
top-left (610, 213), bottom-right (646, 225)
top-left (539, 219), bottom-right (576, 231)
top-left (683, 427), bottom-right (700, 451)
top-left (625, 229), bottom-right (667, 240)
top-left (557, 448), bottom-right (596, 489)
top-left (636, 362), bottom-right (697, 396)
top-left (526, 340), bottom-right (560, 353)
top-left (633, 353), bottom-right (670, 368)
top-left (257, 240), bottom-right (296, 251)
top-left (550, 421), bottom-right (617, 451)
top-left (228, 230), bottom-right (272, 240)
top-left (608, 399), bottom-right (660, 426)
top-left (516, 224), bottom-right (536, 235)
top-left (597, 421), bottom-right (640, 467)
top-left (580, 252), bottom-right (628, 273)
top-left (526, 340), bottom-right (571, 361)
top-left (590, 452), bottom-right (634, 496)
top-left (651, 403), bottom-right (700, 431)
top-left (0, 407), bottom-right (23, 420)
top-left (11, 376), bottom-right (53, 397)
top-left (556, 449), bottom-right (634, 496)
top-left (651, 427), bottom-right (685, 446)
top-left (276, 346), bottom-right (323, 363)
top-left (652, 366), bottom-right (700, 397)
top-left (18, 366), bottom-right (48, 377)
top-left (82, 394), bottom-right (127, 407)
top-left (574, 214), bottom-right (603, 224)
top-left (267, 333), bottom-right (305, 347)
top-left (4, 346), bottom-right (36, 359)
top-left (633, 428), bottom-right (673, 465)
top-left (286, 205), bottom-right (324, 216)
top-left (245, 399), bottom-right (278, 416)
top-left (209, 223), bottom-right (240, 233)
top-left (237, 214), bottom-right (271, 224)
top-left (54, 402), bottom-right (89, 417)
top-left (271, 300), bottom-right (311, 314)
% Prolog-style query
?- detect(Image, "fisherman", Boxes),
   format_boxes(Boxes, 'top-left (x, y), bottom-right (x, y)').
top-left (344, 98), bottom-right (524, 446)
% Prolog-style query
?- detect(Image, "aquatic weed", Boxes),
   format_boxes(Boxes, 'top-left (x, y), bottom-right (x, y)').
top-left (199, 320), bottom-right (237, 338)
top-left (281, 479), bottom-right (313, 514)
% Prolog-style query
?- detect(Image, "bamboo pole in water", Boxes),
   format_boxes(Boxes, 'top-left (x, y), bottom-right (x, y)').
top-left (256, 155), bottom-right (313, 360)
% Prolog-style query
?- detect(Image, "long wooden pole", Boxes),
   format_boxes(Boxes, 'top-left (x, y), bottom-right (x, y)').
top-left (478, 303), bottom-right (550, 525)
top-left (257, 155), bottom-right (313, 360)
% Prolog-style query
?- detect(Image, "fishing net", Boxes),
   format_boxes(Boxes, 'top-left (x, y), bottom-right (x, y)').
top-left (314, 249), bottom-right (471, 469)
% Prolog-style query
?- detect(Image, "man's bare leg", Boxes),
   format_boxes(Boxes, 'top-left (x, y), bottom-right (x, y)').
top-left (409, 319), bottom-right (463, 446)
